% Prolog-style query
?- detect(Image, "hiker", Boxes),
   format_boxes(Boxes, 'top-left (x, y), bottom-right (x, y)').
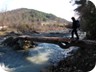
top-left (71, 17), bottom-right (80, 40)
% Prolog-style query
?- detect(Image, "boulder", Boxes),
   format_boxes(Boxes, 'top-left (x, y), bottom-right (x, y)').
top-left (1, 36), bottom-right (36, 50)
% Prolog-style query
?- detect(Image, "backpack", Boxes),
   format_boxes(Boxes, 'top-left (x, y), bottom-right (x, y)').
top-left (76, 20), bottom-right (80, 28)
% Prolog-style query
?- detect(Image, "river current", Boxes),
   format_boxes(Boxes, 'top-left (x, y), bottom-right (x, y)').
top-left (0, 31), bottom-right (86, 72)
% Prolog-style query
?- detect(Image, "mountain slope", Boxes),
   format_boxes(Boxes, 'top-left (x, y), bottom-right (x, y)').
top-left (0, 8), bottom-right (69, 32)
top-left (0, 8), bottom-right (68, 24)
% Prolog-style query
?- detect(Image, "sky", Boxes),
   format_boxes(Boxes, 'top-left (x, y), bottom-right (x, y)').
top-left (0, 0), bottom-right (96, 21)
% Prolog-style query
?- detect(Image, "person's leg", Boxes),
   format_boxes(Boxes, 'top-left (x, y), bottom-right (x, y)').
top-left (74, 29), bottom-right (79, 40)
top-left (71, 29), bottom-right (75, 38)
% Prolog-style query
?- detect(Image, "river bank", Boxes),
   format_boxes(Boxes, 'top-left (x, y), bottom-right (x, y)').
top-left (0, 31), bottom-right (80, 72)
top-left (45, 41), bottom-right (96, 72)
top-left (0, 30), bottom-right (95, 72)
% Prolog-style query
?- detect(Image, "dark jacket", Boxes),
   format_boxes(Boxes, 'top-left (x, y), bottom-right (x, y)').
top-left (72, 20), bottom-right (80, 29)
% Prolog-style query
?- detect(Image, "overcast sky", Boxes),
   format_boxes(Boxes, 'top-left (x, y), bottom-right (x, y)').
top-left (0, 0), bottom-right (96, 21)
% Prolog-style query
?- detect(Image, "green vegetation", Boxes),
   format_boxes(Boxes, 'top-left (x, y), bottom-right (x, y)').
top-left (0, 8), bottom-right (68, 33)
top-left (73, 0), bottom-right (96, 40)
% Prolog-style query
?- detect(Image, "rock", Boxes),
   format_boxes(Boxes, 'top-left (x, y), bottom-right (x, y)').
top-left (1, 36), bottom-right (36, 50)
top-left (47, 44), bottom-right (96, 72)
top-left (1, 36), bottom-right (14, 46)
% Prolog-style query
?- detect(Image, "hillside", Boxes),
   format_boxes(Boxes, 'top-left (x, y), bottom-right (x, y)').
top-left (0, 8), bottom-right (69, 32)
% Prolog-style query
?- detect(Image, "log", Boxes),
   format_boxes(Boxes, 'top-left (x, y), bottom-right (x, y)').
top-left (18, 36), bottom-right (96, 49)
top-left (19, 36), bottom-right (72, 43)
top-left (2, 35), bottom-right (96, 50)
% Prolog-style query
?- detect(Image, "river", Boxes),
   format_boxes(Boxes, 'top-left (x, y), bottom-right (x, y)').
top-left (0, 31), bottom-right (86, 72)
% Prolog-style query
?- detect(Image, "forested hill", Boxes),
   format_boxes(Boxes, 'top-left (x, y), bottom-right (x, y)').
top-left (0, 8), bottom-right (69, 25)
top-left (16, 8), bottom-right (67, 22)
top-left (0, 8), bottom-right (69, 32)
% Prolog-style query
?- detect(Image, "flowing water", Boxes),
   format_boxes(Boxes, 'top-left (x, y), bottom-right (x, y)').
top-left (0, 31), bottom-right (86, 72)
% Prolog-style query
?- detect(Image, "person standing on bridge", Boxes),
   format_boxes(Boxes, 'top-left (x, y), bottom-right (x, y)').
top-left (71, 17), bottom-right (80, 40)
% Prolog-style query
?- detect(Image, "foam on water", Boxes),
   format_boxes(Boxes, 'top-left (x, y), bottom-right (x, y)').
top-left (0, 30), bottom-right (87, 72)
top-left (0, 43), bottom-right (79, 72)
top-left (0, 63), bottom-right (11, 72)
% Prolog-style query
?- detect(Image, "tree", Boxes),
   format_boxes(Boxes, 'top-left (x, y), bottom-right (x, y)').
top-left (71, 0), bottom-right (96, 40)
top-left (0, 9), bottom-right (7, 29)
